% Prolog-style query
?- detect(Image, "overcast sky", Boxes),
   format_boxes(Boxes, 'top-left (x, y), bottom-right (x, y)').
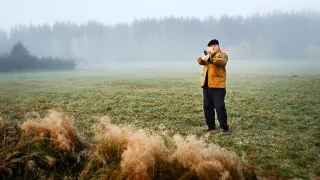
top-left (0, 0), bottom-right (319, 31)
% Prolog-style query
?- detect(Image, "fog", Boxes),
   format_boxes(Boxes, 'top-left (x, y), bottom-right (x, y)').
top-left (77, 60), bottom-right (320, 76)
top-left (0, 1), bottom-right (320, 74)
top-left (1, 0), bottom-right (319, 28)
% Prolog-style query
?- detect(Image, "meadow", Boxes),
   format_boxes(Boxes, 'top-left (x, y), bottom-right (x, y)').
top-left (0, 62), bottom-right (319, 179)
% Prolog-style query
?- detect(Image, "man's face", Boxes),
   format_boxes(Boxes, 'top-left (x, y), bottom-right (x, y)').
top-left (209, 44), bottom-right (220, 53)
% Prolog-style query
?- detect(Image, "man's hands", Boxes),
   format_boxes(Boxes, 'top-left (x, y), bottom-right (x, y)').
top-left (201, 54), bottom-right (209, 61)
top-left (198, 50), bottom-right (214, 66)
top-left (200, 50), bottom-right (212, 61)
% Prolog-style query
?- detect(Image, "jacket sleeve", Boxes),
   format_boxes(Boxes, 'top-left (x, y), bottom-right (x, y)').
top-left (209, 53), bottom-right (228, 67)
top-left (197, 57), bottom-right (209, 65)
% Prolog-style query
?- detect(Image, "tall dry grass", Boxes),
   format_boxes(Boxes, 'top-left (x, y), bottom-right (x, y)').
top-left (0, 110), bottom-right (256, 180)
top-left (0, 110), bottom-right (88, 179)
top-left (21, 110), bottom-right (86, 152)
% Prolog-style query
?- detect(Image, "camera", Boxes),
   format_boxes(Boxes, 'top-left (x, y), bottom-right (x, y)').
top-left (204, 50), bottom-right (208, 55)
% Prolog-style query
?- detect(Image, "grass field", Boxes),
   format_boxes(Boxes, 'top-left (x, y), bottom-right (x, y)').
top-left (0, 67), bottom-right (319, 179)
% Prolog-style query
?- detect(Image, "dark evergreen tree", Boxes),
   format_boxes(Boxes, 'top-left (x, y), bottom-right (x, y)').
top-left (0, 42), bottom-right (76, 72)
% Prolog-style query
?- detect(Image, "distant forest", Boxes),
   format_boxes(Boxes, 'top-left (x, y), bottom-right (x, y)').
top-left (0, 42), bottom-right (76, 72)
top-left (0, 10), bottom-right (319, 63)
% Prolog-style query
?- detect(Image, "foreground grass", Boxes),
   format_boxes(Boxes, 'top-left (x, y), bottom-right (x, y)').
top-left (0, 70), bottom-right (319, 179)
top-left (1, 110), bottom-right (256, 179)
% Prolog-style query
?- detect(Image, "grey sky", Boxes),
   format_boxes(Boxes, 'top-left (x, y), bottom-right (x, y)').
top-left (0, 0), bottom-right (319, 31)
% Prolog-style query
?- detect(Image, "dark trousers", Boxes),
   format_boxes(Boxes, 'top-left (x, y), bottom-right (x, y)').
top-left (203, 88), bottom-right (229, 130)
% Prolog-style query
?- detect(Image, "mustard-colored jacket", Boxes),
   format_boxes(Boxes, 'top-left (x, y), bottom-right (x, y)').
top-left (197, 50), bottom-right (228, 88)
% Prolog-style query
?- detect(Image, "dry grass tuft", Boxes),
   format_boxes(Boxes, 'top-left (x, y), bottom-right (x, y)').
top-left (1, 110), bottom-right (256, 180)
top-left (120, 130), bottom-right (169, 180)
top-left (81, 116), bottom-right (256, 180)
top-left (0, 110), bottom-right (88, 179)
top-left (170, 135), bottom-right (257, 180)
top-left (79, 116), bottom-right (134, 179)
top-left (172, 135), bottom-right (225, 178)
top-left (21, 110), bottom-right (85, 152)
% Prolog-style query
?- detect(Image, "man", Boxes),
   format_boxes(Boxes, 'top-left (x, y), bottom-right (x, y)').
top-left (197, 39), bottom-right (229, 133)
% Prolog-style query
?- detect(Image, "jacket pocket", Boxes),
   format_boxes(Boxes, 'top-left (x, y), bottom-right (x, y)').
top-left (209, 65), bottom-right (219, 77)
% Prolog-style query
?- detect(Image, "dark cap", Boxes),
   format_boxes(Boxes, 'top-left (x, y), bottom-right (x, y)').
top-left (207, 39), bottom-right (219, 46)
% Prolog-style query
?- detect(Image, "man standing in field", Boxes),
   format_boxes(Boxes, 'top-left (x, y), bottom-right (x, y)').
top-left (197, 39), bottom-right (230, 133)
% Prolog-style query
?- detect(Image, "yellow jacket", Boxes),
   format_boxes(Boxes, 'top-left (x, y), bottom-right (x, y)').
top-left (197, 50), bottom-right (228, 88)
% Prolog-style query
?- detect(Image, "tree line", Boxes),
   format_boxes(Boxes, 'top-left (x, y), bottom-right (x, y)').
top-left (0, 10), bottom-right (319, 63)
top-left (0, 41), bottom-right (76, 72)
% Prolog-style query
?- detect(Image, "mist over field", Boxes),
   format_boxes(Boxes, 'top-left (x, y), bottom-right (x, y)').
top-left (1, 1), bottom-right (320, 179)
top-left (77, 60), bottom-right (320, 76)
top-left (0, 1), bottom-right (320, 73)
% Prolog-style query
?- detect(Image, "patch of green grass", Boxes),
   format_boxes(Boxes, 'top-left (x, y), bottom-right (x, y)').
top-left (0, 70), bottom-right (319, 179)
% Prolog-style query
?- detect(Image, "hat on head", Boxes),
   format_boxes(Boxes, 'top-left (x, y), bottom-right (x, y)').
top-left (207, 39), bottom-right (219, 46)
